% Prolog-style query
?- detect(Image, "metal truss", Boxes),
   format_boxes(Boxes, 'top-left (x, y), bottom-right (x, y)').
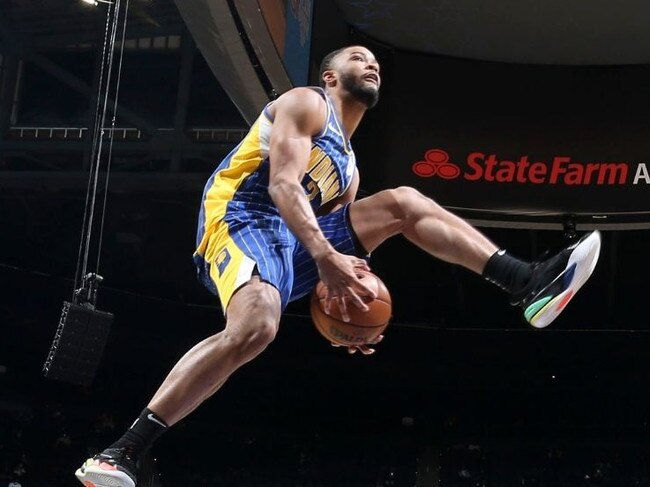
top-left (0, 4), bottom-right (248, 192)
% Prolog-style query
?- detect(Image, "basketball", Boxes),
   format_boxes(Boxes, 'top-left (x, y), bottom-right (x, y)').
top-left (310, 271), bottom-right (392, 347)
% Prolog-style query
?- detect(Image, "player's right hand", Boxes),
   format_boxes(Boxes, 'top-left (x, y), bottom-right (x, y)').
top-left (315, 250), bottom-right (376, 322)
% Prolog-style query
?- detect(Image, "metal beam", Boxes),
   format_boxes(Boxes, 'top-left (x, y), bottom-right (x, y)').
top-left (29, 24), bottom-right (187, 50)
top-left (0, 53), bottom-right (19, 136)
top-left (233, 0), bottom-right (293, 95)
top-left (173, 0), bottom-right (269, 124)
top-left (0, 127), bottom-right (236, 172)
top-left (171, 32), bottom-right (195, 171)
top-left (29, 51), bottom-right (157, 135)
top-left (0, 171), bottom-right (206, 193)
top-left (465, 217), bottom-right (650, 231)
top-left (0, 135), bottom-right (234, 159)
top-left (0, 15), bottom-right (157, 135)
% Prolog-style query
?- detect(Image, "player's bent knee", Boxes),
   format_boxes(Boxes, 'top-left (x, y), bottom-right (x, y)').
top-left (225, 287), bottom-right (279, 356)
top-left (247, 313), bottom-right (278, 347)
top-left (223, 316), bottom-right (278, 358)
top-left (390, 186), bottom-right (438, 220)
top-left (241, 321), bottom-right (277, 354)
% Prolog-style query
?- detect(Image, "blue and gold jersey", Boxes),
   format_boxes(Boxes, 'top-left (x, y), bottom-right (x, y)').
top-left (195, 87), bottom-right (357, 261)
top-left (193, 87), bottom-right (361, 310)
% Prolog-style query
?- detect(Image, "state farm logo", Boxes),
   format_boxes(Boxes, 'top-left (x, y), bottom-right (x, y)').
top-left (412, 149), bottom-right (650, 186)
top-left (412, 149), bottom-right (461, 179)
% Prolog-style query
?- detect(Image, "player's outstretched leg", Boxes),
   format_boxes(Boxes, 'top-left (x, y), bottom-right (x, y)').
top-left (510, 230), bottom-right (601, 328)
top-left (75, 277), bottom-right (281, 486)
top-left (348, 187), bottom-right (601, 329)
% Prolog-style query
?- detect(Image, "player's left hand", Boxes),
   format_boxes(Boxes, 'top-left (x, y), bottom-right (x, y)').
top-left (330, 334), bottom-right (384, 355)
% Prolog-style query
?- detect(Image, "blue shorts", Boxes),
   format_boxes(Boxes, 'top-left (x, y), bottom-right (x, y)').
top-left (193, 204), bottom-right (366, 311)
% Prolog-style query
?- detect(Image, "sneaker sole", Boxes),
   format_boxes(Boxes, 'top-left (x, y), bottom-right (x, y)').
top-left (75, 463), bottom-right (135, 487)
top-left (526, 230), bottom-right (601, 329)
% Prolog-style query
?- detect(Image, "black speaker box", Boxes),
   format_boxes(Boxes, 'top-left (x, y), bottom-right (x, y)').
top-left (43, 301), bottom-right (113, 387)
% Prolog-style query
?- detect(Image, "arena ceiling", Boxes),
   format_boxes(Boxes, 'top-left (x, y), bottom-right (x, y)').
top-left (333, 0), bottom-right (650, 65)
top-left (3, 0), bottom-right (650, 64)
top-left (0, 0), bottom-right (184, 48)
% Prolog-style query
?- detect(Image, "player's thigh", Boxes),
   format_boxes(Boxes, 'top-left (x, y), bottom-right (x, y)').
top-left (348, 189), bottom-right (409, 253)
top-left (203, 221), bottom-right (295, 312)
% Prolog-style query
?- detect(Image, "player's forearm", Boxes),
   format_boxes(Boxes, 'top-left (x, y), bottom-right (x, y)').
top-left (268, 180), bottom-right (334, 260)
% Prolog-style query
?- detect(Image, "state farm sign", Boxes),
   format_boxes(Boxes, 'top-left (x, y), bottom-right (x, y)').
top-left (413, 149), bottom-right (650, 186)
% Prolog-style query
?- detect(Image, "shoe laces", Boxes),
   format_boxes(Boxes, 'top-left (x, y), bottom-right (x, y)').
top-left (97, 447), bottom-right (137, 468)
top-left (530, 250), bottom-right (551, 267)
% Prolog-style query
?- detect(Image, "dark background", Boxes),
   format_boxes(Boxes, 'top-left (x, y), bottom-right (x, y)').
top-left (1, 0), bottom-right (649, 485)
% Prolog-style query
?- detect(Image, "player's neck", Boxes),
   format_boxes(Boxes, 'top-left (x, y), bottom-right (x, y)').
top-left (329, 93), bottom-right (366, 139)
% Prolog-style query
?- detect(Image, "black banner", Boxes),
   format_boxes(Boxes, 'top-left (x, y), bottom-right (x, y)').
top-left (359, 50), bottom-right (650, 225)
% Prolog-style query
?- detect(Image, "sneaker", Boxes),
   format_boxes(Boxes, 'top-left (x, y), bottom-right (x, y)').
top-left (512, 230), bottom-right (601, 329)
top-left (75, 447), bottom-right (137, 487)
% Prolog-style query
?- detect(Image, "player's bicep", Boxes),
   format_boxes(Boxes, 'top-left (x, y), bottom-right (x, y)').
top-left (268, 89), bottom-right (326, 184)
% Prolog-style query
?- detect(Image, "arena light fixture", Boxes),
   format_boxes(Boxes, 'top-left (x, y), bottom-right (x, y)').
top-left (81, 0), bottom-right (114, 5)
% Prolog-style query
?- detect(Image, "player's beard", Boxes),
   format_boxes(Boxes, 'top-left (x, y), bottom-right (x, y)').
top-left (340, 72), bottom-right (379, 109)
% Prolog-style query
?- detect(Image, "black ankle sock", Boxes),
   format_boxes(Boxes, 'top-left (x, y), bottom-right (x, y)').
top-left (482, 250), bottom-right (533, 295)
top-left (109, 408), bottom-right (168, 458)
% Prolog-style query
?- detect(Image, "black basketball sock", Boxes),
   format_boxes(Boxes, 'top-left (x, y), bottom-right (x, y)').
top-left (108, 408), bottom-right (168, 458)
top-left (482, 250), bottom-right (533, 296)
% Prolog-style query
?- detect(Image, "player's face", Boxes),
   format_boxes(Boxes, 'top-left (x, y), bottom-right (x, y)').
top-left (336, 47), bottom-right (381, 108)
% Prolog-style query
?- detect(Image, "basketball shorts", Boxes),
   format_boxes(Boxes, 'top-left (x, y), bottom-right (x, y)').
top-left (193, 204), bottom-right (367, 312)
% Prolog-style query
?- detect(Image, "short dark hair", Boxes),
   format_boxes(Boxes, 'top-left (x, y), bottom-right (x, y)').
top-left (318, 47), bottom-right (347, 87)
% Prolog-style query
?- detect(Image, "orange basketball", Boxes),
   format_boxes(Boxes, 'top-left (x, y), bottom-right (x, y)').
top-left (310, 271), bottom-right (392, 347)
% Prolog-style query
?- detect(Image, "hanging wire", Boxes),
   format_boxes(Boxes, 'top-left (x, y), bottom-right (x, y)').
top-left (73, 0), bottom-right (115, 291)
top-left (73, 0), bottom-right (128, 295)
top-left (96, 0), bottom-right (130, 273)
top-left (82, 0), bottom-right (121, 279)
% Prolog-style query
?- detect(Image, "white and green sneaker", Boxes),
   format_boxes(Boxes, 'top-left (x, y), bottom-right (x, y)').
top-left (512, 230), bottom-right (601, 329)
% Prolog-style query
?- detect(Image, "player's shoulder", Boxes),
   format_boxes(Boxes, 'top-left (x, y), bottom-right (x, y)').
top-left (271, 87), bottom-right (327, 128)
top-left (285, 85), bottom-right (326, 98)
top-left (276, 86), bottom-right (326, 110)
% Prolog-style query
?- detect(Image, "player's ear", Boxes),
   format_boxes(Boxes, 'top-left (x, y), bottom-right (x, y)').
top-left (322, 69), bottom-right (337, 87)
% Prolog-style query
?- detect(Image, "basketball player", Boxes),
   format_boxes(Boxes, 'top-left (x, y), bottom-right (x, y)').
top-left (76, 45), bottom-right (601, 486)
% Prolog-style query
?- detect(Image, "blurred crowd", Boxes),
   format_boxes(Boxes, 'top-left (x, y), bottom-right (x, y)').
top-left (441, 442), bottom-right (650, 487)
top-left (0, 395), bottom-right (414, 486)
top-left (2, 393), bottom-right (650, 487)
